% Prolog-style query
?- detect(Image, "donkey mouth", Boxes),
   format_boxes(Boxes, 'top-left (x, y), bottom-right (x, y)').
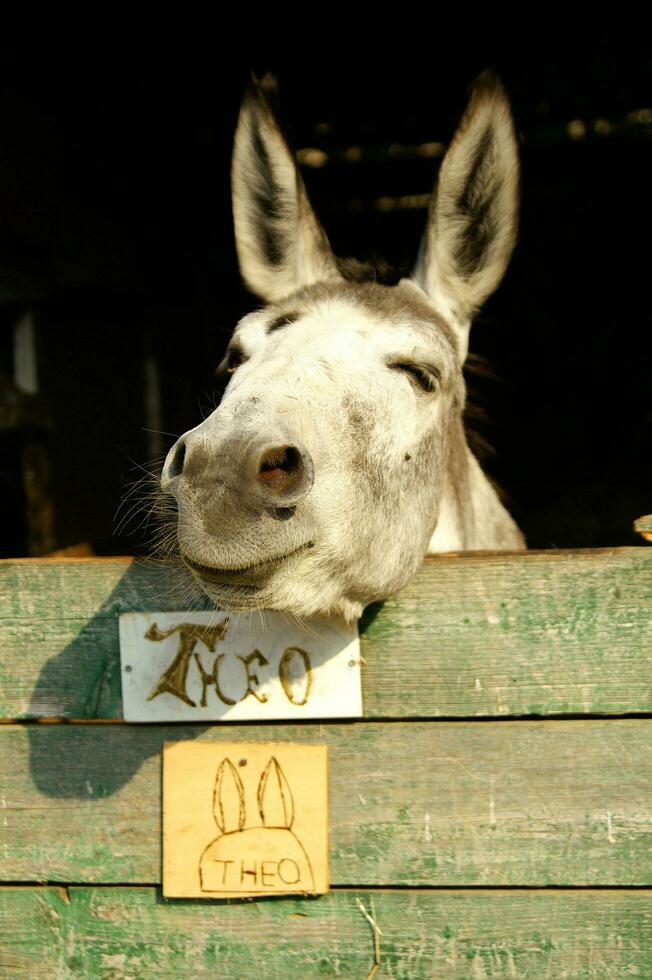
top-left (181, 542), bottom-right (313, 587)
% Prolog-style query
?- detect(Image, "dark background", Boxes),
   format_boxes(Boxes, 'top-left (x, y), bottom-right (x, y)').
top-left (1, 40), bottom-right (650, 556)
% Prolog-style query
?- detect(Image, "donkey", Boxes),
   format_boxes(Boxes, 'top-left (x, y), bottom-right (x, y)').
top-left (160, 72), bottom-right (525, 621)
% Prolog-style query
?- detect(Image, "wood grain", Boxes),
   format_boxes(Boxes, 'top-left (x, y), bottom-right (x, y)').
top-left (2, 720), bottom-right (651, 886)
top-left (162, 741), bottom-right (330, 897)
top-left (1, 549), bottom-right (651, 719)
top-left (1, 886), bottom-right (651, 979)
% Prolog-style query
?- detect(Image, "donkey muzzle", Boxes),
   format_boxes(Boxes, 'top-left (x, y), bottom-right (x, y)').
top-left (161, 429), bottom-right (314, 509)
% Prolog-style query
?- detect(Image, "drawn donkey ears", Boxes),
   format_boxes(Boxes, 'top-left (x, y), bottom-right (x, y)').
top-left (232, 74), bottom-right (341, 303)
top-left (411, 71), bottom-right (519, 362)
top-left (212, 758), bottom-right (245, 833)
top-left (257, 756), bottom-right (294, 829)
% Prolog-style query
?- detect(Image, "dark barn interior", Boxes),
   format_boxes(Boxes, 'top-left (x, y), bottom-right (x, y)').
top-left (1, 42), bottom-right (650, 558)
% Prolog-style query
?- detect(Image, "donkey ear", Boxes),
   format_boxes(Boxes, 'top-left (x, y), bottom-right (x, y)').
top-left (232, 76), bottom-right (341, 302)
top-left (412, 71), bottom-right (519, 360)
top-left (257, 757), bottom-right (294, 828)
top-left (213, 758), bottom-right (245, 833)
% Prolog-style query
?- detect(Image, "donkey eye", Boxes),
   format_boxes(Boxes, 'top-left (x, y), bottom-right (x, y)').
top-left (216, 348), bottom-right (248, 376)
top-left (390, 362), bottom-right (440, 394)
top-left (226, 349), bottom-right (247, 373)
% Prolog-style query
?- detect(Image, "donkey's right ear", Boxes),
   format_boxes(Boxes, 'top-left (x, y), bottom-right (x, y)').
top-left (232, 76), bottom-right (341, 303)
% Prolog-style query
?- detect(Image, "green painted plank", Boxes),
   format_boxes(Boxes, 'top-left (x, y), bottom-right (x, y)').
top-left (2, 720), bottom-right (651, 886)
top-left (362, 547), bottom-right (652, 718)
top-left (1, 886), bottom-right (651, 979)
top-left (1, 549), bottom-right (652, 719)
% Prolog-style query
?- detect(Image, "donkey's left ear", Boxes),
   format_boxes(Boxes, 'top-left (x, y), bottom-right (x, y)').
top-left (232, 76), bottom-right (341, 303)
top-left (411, 71), bottom-right (519, 360)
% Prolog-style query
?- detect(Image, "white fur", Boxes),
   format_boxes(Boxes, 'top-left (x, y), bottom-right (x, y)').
top-left (161, 74), bottom-right (525, 621)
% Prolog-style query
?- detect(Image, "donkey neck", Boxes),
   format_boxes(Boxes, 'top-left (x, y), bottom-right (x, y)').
top-left (428, 420), bottom-right (525, 553)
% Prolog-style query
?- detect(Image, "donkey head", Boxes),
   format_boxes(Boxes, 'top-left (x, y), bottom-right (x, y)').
top-left (161, 73), bottom-right (521, 620)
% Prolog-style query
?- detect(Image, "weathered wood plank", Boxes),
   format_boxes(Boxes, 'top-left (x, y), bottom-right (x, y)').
top-left (2, 720), bottom-right (651, 885)
top-left (1, 886), bottom-right (651, 979)
top-left (362, 547), bottom-right (652, 718)
top-left (1, 549), bottom-right (651, 719)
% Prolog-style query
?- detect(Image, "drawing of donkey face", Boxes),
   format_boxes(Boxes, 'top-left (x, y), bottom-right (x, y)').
top-left (161, 73), bottom-right (525, 621)
top-left (200, 756), bottom-right (314, 894)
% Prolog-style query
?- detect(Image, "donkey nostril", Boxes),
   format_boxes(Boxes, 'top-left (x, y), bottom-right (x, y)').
top-left (253, 442), bottom-right (313, 503)
top-left (258, 445), bottom-right (302, 487)
top-left (168, 440), bottom-right (187, 479)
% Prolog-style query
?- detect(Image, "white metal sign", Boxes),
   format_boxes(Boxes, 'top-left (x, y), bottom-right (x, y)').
top-left (119, 611), bottom-right (362, 722)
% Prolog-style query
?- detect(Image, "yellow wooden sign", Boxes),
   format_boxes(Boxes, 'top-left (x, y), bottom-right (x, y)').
top-left (163, 741), bottom-right (329, 898)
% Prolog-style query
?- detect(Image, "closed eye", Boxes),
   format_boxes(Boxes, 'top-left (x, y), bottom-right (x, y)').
top-left (388, 361), bottom-right (440, 394)
top-left (215, 346), bottom-right (248, 377)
